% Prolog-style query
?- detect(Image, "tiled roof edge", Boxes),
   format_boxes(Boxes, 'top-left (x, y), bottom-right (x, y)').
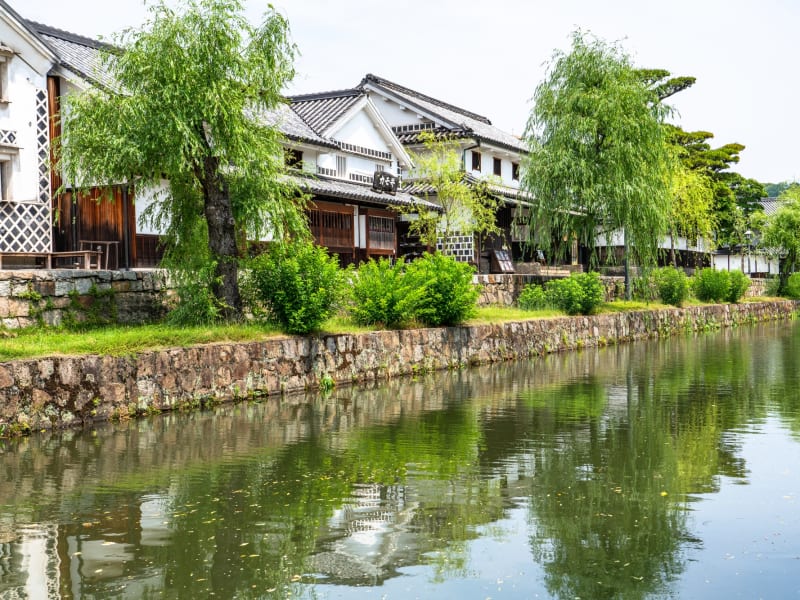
top-left (360, 73), bottom-right (492, 126)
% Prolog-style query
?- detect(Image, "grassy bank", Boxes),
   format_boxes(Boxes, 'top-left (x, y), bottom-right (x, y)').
top-left (0, 299), bottom-right (782, 362)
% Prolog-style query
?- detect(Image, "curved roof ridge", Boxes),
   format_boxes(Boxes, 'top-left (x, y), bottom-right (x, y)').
top-left (360, 73), bottom-right (492, 125)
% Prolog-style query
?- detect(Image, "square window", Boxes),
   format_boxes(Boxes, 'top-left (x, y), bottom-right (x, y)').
top-left (471, 151), bottom-right (481, 172)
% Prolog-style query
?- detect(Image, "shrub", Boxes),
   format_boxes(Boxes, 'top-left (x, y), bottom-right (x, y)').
top-left (545, 277), bottom-right (585, 315)
top-left (404, 253), bottom-right (479, 326)
top-left (165, 262), bottom-right (226, 326)
top-left (783, 273), bottom-right (800, 298)
top-left (631, 271), bottom-right (659, 302)
top-left (572, 272), bottom-right (605, 314)
top-left (246, 242), bottom-right (344, 334)
top-left (726, 270), bottom-right (751, 303)
top-left (655, 267), bottom-right (689, 307)
top-left (765, 276), bottom-right (782, 297)
top-left (692, 268), bottom-right (731, 303)
top-left (350, 258), bottom-right (423, 328)
top-left (518, 283), bottom-right (548, 311)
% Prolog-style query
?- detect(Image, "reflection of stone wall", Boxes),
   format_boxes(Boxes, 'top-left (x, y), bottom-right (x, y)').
top-left (0, 270), bottom-right (167, 328)
top-left (0, 300), bottom-right (796, 434)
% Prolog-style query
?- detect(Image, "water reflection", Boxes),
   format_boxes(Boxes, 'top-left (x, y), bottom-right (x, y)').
top-left (0, 321), bottom-right (798, 598)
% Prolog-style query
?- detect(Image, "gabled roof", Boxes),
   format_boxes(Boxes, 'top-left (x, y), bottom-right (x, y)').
top-left (27, 21), bottom-right (116, 90)
top-left (760, 197), bottom-right (781, 217)
top-left (287, 88), bottom-right (413, 168)
top-left (359, 74), bottom-right (528, 154)
top-left (263, 103), bottom-right (339, 149)
top-left (289, 89), bottom-right (363, 133)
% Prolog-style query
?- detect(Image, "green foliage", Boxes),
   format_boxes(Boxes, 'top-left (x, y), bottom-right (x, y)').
top-left (655, 267), bottom-right (690, 307)
top-left (785, 273), bottom-right (800, 299)
top-left (692, 268), bottom-right (731, 303)
top-left (761, 187), bottom-right (800, 293)
top-left (165, 262), bottom-right (226, 326)
top-left (404, 253), bottom-right (479, 326)
top-left (246, 242), bottom-right (345, 334)
top-left (545, 277), bottom-right (585, 316)
top-left (60, 0), bottom-right (304, 321)
top-left (726, 270), bottom-right (750, 303)
top-left (350, 258), bottom-right (423, 328)
top-left (523, 31), bottom-right (672, 269)
top-left (403, 131), bottom-right (500, 253)
top-left (572, 272), bottom-right (605, 315)
top-left (518, 284), bottom-right (549, 311)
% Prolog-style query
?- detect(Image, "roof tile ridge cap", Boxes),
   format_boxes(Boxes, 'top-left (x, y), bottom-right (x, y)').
top-left (27, 20), bottom-right (117, 51)
top-left (288, 88), bottom-right (364, 103)
top-left (362, 73), bottom-right (492, 126)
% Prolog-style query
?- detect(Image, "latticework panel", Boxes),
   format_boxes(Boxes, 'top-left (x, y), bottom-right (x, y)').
top-left (0, 89), bottom-right (54, 253)
top-left (0, 202), bottom-right (51, 252)
top-left (36, 88), bottom-right (51, 205)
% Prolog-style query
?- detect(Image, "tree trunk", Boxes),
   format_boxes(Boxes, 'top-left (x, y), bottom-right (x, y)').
top-left (202, 156), bottom-right (242, 321)
top-left (669, 228), bottom-right (676, 267)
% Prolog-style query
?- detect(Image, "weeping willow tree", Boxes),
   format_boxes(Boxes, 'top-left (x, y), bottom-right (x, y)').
top-left (522, 32), bottom-right (672, 295)
top-left (59, 0), bottom-right (305, 322)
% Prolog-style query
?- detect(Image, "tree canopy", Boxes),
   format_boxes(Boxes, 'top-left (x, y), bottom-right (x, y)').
top-left (522, 32), bottom-right (672, 275)
top-left (60, 0), bottom-right (303, 321)
top-left (404, 131), bottom-right (499, 255)
top-left (760, 186), bottom-right (800, 292)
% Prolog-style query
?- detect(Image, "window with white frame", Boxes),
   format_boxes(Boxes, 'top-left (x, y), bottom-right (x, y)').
top-left (336, 155), bottom-right (347, 178)
top-left (0, 45), bottom-right (12, 103)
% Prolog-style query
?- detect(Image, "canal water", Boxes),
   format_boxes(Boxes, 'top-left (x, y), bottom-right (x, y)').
top-left (1, 321), bottom-right (799, 599)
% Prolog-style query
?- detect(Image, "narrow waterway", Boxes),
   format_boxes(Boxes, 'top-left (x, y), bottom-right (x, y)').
top-left (1, 320), bottom-right (799, 599)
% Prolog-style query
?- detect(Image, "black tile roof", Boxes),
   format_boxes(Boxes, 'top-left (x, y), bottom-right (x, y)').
top-left (403, 173), bottom-right (532, 205)
top-left (289, 89), bottom-right (363, 133)
top-left (289, 172), bottom-right (440, 211)
top-left (262, 104), bottom-right (339, 149)
top-left (359, 74), bottom-right (527, 154)
top-left (26, 20), bottom-right (117, 90)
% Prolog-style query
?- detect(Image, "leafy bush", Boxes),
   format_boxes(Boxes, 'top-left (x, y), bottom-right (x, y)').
top-left (785, 273), bottom-right (800, 299)
top-left (572, 272), bottom-right (605, 314)
top-left (765, 276), bottom-right (782, 297)
top-left (350, 258), bottom-right (423, 328)
top-left (246, 242), bottom-right (344, 334)
top-left (655, 267), bottom-right (689, 307)
top-left (518, 283), bottom-right (548, 311)
top-left (404, 253), bottom-right (479, 326)
top-left (631, 271), bottom-right (659, 302)
top-left (726, 270), bottom-right (751, 303)
top-left (165, 262), bottom-right (226, 326)
top-left (692, 268), bottom-right (731, 303)
top-left (545, 277), bottom-right (585, 315)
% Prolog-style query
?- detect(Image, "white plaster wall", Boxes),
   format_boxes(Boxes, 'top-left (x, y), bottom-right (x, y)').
top-left (367, 94), bottom-right (426, 127)
top-left (0, 56), bottom-right (48, 202)
top-left (713, 253), bottom-right (779, 275)
top-left (466, 147), bottom-right (521, 189)
top-left (135, 180), bottom-right (170, 235)
top-left (333, 109), bottom-right (391, 153)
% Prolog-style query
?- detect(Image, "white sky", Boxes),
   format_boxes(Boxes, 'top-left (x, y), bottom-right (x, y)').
top-left (21, 0), bottom-right (799, 184)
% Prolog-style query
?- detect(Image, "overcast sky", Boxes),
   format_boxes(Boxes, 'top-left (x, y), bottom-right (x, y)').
top-left (22, 0), bottom-right (798, 184)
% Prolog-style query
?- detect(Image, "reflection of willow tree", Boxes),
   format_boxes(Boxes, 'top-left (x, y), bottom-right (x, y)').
top-left (136, 402), bottom-right (502, 597)
top-left (523, 328), bottom-right (784, 600)
top-left (763, 324), bottom-right (800, 436)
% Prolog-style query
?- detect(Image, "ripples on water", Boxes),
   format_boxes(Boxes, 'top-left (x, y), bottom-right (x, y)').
top-left (0, 321), bottom-right (799, 598)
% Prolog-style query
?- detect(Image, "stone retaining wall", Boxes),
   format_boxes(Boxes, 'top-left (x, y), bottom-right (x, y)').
top-left (0, 270), bottom-right (167, 329)
top-left (477, 273), bottom-right (769, 306)
top-left (0, 300), bottom-right (796, 436)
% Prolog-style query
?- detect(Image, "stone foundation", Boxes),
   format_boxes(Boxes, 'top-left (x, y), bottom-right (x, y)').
top-left (0, 300), bottom-right (796, 436)
top-left (0, 269), bottom-right (167, 329)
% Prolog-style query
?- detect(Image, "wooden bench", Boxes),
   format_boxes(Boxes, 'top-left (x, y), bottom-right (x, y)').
top-left (0, 251), bottom-right (102, 270)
